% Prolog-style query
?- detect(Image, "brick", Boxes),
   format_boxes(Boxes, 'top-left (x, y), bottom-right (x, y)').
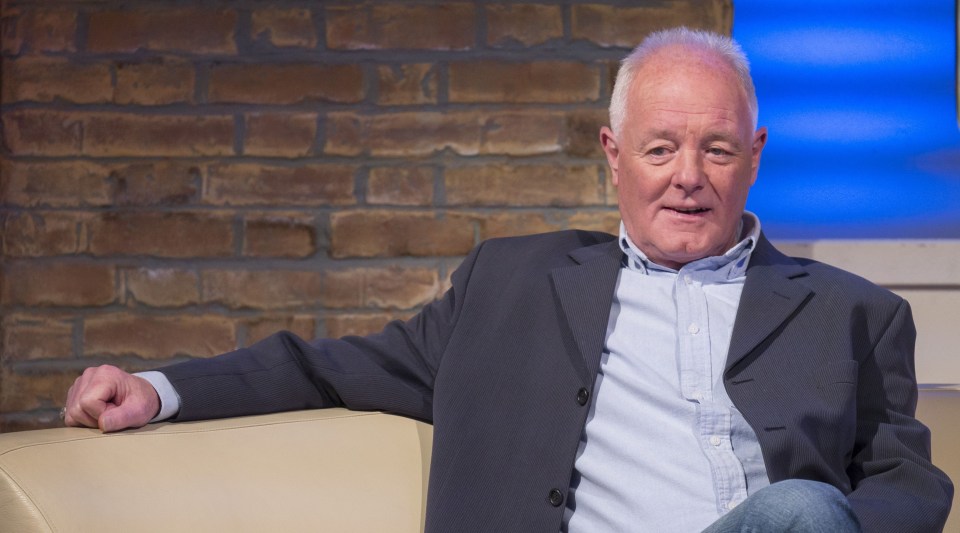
top-left (243, 315), bottom-right (316, 346)
top-left (481, 111), bottom-right (564, 156)
top-left (474, 212), bottom-right (565, 241)
top-left (486, 4), bottom-right (563, 47)
top-left (209, 63), bottom-right (362, 104)
top-left (2, 314), bottom-right (75, 360)
top-left (326, 4), bottom-right (475, 50)
top-left (332, 112), bottom-right (484, 157)
top-left (2, 9), bottom-right (76, 54)
top-left (243, 214), bottom-right (317, 258)
top-left (322, 267), bottom-right (440, 309)
top-left (204, 163), bottom-right (356, 206)
top-left (87, 212), bottom-right (234, 258)
top-left (124, 268), bottom-right (200, 308)
top-left (605, 59), bottom-right (620, 99)
top-left (571, 2), bottom-right (733, 48)
top-left (324, 312), bottom-right (413, 338)
top-left (2, 110), bottom-right (82, 156)
top-left (367, 166), bottom-right (434, 206)
top-left (445, 164), bottom-right (604, 206)
top-left (323, 112), bottom-right (366, 156)
top-left (244, 112), bottom-right (317, 157)
top-left (330, 210), bottom-right (474, 258)
top-left (2, 58), bottom-right (112, 104)
top-left (330, 110), bottom-right (565, 158)
top-left (1, 412), bottom-right (63, 433)
top-left (376, 64), bottom-right (438, 105)
top-left (1, 368), bottom-right (79, 412)
top-left (251, 8), bottom-right (317, 48)
top-left (2, 212), bottom-right (85, 257)
top-left (564, 108), bottom-right (608, 158)
top-left (1, 112), bottom-right (228, 158)
top-left (111, 161), bottom-right (201, 206)
top-left (0, 159), bottom-right (112, 207)
top-left (83, 314), bottom-right (236, 359)
top-left (83, 113), bottom-right (234, 157)
top-left (2, 262), bottom-right (116, 307)
top-left (202, 270), bottom-right (324, 310)
top-left (114, 58), bottom-right (195, 105)
top-left (449, 61), bottom-right (600, 103)
top-left (87, 9), bottom-right (238, 54)
top-left (568, 210), bottom-right (621, 235)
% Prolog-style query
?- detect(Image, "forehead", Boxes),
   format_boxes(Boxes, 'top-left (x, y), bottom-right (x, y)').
top-left (627, 46), bottom-right (751, 130)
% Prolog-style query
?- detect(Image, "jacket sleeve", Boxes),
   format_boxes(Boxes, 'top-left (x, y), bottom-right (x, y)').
top-left (158, 241), bottom-right (486, 424)
top-left (847, 299), bottom-right (953, 532)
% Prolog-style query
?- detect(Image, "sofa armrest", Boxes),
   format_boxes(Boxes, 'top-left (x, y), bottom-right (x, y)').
top-left (0, 408), bottom-right (433, 533)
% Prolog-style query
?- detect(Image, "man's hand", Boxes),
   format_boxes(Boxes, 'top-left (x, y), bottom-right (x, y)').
top-left (64, 365), bottom-right (161, 432)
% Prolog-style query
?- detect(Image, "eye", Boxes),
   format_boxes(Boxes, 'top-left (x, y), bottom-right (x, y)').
top-left (640, 142), bottom-right (676, 164)
top-left (649, 146), bottom-right (670, 156)
top-left (707, 147), bottom-right (730, 157)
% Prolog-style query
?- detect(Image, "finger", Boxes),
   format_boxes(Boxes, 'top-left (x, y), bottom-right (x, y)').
top-left (78, 391), bottom-right (109, 428)
top-left (64, 373), bottom-right (98, 428)
top-left (74, 366), bottom-right (123, 427)
top-left (65, 406), bottom-right (99, 428)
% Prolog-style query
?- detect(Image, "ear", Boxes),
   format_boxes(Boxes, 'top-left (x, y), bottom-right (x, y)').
top-left (600, 126), bottom-right (620, 186)
top-left (749, 127), bottom-right (767, 185)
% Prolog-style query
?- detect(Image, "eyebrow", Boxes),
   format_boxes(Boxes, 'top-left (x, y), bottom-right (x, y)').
top-left (701, 131), bottom-right (743, 150)
top-left (637, 129), bottom-right (680, 145)
top-left (637, 129), bottom-right (744, 150)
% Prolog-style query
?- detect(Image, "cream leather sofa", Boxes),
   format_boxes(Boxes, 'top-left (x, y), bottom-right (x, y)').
top-left (1, 392), bottom-right (956, 532)
top-left (0, 409), bottom-right (433, 533)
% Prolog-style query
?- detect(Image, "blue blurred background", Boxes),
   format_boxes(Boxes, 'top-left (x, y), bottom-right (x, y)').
top-left (734, 0), bottom-right (960, 238)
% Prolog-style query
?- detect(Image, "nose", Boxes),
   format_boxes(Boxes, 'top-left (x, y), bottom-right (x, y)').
top-left (672, 148), bottom-right (705, 194)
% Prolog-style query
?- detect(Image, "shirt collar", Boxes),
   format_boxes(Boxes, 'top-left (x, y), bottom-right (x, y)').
top-left (618, 211), bottom-right (761, 279)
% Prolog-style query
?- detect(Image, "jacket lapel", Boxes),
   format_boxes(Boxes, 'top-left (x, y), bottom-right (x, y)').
top-left (725, 234), bottom-right (812, 374)
top-left (550, 240), bottom-right (623, 383)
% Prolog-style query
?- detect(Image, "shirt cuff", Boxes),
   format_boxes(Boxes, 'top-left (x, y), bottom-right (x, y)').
top-left (135, 371), bottom-right (181, 422)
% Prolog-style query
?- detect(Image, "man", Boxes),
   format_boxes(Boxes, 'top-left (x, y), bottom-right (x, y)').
top-left (65, 28), bottom-right (952, 532)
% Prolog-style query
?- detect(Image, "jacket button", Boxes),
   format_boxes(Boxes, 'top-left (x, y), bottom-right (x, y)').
top-left (548, 488), bottom-right (564, 507)
top-left (576, 387), bottom-right (590, 406)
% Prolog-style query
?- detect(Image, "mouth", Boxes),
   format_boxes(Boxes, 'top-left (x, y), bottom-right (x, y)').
top-left (666, 206), bottom-right (711, 215)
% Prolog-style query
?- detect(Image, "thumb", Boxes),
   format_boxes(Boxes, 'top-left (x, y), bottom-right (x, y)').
top-left (99, 403), bottom-right (135, 433)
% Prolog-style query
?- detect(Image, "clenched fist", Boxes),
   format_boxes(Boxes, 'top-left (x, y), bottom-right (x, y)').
top-left (64, 365), bottom-right (160, 432)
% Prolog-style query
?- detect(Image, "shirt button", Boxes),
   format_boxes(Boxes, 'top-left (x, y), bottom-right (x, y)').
top-left (548, 488), bottom-right (564, 507)
top-left (694, 391), bottom-right (705, 401)
top-left (688, 323), bottom-right (700, 334)
top-left (710, 436), bottom-right (722, 447)
top-left (684, 275), bottom-right (693, 285)
top-left (576, 387), bottom-right (590, 406)
top-left (726, 500), bottom-right (740, 510)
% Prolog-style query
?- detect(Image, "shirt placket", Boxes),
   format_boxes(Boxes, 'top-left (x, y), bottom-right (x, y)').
top-left (678, 268), bottom-right (743, 514)
top-left (676, 270), bottom-right (710, 403)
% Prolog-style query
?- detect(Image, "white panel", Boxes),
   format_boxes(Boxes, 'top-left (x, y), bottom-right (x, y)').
top-left (891, 290), bottom-right (960, 385)
top-left (809, 240), bottom-right (959, 286)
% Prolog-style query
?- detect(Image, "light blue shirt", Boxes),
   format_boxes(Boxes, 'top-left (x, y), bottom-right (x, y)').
top-left (563, 212), bottom-right (769, 532)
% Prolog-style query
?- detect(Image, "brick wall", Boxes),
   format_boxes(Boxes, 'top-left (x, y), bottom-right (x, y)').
top-left (0, 0), bottom-right (732, 431)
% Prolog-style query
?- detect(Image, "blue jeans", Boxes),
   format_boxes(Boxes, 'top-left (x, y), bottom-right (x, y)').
top-left (702, 479), bottom-right (862, 533)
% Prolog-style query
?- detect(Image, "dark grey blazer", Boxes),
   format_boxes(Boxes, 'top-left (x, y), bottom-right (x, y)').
top-left (161, 230), bottom-right (953, 532)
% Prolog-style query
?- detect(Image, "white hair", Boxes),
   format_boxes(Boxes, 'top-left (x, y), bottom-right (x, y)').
top-left (608, 27), bottom-right (759, 135)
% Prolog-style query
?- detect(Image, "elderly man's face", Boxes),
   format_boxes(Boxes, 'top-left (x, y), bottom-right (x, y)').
top-left (601, 46), bottom-right (766, 269)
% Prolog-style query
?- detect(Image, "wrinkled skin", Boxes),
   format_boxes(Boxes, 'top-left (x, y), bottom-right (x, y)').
top-left (602, 44), bottom-right (767, 270)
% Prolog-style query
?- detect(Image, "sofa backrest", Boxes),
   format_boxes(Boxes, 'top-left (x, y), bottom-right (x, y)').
top-left (0, 408), bottom-right (433, 533)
